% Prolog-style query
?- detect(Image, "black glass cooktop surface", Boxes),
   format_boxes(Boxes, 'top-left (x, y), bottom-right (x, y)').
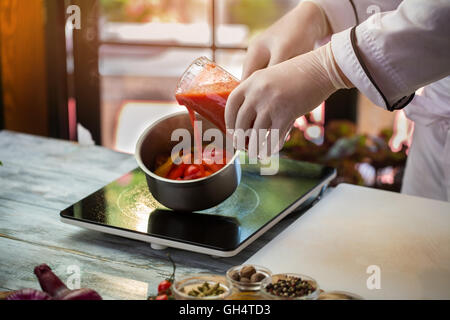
top-left (61, 157), bottom-right (335, 252)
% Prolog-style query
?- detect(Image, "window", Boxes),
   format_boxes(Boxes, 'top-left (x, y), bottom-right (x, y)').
top-left (68, 0), bottom-right (298, 150)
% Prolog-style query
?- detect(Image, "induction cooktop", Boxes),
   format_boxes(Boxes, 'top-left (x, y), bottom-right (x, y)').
top-left (60, 157), bottom-right (336, 257)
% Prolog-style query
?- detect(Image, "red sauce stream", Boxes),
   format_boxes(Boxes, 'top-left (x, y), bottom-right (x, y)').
top-left (176, 62), bottom-right (239, 165)
top-left (155, 61), bottom-right (239, 180)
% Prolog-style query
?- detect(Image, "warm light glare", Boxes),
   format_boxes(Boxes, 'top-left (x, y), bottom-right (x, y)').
top-left (378, 166), bottom-right (395, 185)
top-left (310, 103), bottom-right (325, 124)
top-left (304, 125), bottom-right (324, 145)
top-left (357, 163), bottom-right (376, 186)
top-left (294, 103), bottom-right (325, 144)
top-left (294, 116), bottom-right (307, 130)
top-left (134, 203), bottom-right (154, 233)
top-left (389, 110), bottom-right (414, 153)
top-left (305, 125), bottom-right (322, 140)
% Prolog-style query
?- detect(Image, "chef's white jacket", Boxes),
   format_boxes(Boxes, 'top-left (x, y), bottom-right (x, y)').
top-left (310, 0), bottom-right (450, 201)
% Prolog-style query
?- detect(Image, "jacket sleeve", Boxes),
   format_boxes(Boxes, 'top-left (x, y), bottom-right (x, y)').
top-left (309, 0), bottom-right (450, 110)
top-left (307, 0), bottom-right (402, 33)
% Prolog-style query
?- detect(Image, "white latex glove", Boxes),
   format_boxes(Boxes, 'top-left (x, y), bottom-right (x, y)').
top-left (226, 42), bottom-right (352, 159)
top-left (242, 0), bottom-right (330, 80)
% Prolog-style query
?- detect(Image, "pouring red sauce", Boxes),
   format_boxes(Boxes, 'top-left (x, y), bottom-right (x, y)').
top-left (176, 83), bottom-right (239, 134)
top-left (153, 59), bottom-right (238, 181)
top-left (176, 61), bottom-right (239, 133)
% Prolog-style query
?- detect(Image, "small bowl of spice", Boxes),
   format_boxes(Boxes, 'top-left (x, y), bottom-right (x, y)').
top-left (226, 264), bottom-right (271, 292)
top-left (260, 273), bottom-right (320, 300)
top-left (173, 274), bottom-right (231, 300)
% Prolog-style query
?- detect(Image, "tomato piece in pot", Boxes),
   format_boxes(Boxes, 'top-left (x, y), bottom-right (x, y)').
top-left (183, 164), bottom-right (206, 180)
top-left (155, 147), bottom-right (231, 181)
top-left (167, 163), bottom-right (187, 180)
top-left (205, 170), bottom-right (213, 177)
top-left (184, 164), bottom-right (200, 177)
top-left (203, 162), bottom-right (222, 173)
top-left (203, 148), bottom-right (224, 163)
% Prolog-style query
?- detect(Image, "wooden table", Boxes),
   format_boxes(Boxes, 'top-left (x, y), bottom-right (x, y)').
top-left (0, 130), bottom-right (311, 300)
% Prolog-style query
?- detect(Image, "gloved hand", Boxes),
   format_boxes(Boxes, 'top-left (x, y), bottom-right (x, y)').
top-left (226, 42), bottom-right (352, 159)
top-left (242, 1), bottom-right (330, 80)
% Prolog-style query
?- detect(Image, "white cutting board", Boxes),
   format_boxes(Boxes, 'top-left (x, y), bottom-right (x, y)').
top-left (246, 184), bottom-right (450, 299)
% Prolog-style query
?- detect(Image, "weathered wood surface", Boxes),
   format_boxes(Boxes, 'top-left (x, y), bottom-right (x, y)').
top-left (0, 130), bottom-right (137, 209)
top-left (0, 130), bottom-right (309, 299)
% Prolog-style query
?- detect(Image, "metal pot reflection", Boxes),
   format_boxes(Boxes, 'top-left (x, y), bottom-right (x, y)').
top-left (148, 209), bottom-right (241, 250)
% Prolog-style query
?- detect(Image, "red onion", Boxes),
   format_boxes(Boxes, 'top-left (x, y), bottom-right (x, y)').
top-left (60, 288), bottom-right (103, 300)
top-left (34, 264), bottom-right (102, 300)
top-left (7, 288), bottom-right (52, 300)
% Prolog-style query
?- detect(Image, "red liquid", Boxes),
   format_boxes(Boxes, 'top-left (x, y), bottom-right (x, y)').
top-left (156, 61), bottom-right (239, 180)
top-left (176, 62), bottom-right (240, 134)
top-left (176, 62), bottom-right (239, 165)
top-left (155, 66), bottom-right (238, 180)
top-left (176, 81), bottom-right (239, 134)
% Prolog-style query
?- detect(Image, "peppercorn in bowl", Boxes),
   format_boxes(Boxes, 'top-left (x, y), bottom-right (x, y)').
top-left (260, 273), bottom-right (320, 300)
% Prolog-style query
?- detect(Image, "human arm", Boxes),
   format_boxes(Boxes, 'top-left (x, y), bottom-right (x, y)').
top-left (320, 0), bottom-right (450, 109)
top-left (241, 1), bottom-right (331, 80)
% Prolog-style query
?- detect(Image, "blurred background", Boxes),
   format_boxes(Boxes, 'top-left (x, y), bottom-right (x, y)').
top-left (0, 0), bottom-right (414, 191)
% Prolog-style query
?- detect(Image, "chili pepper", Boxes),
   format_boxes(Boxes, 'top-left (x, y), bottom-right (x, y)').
top-left (158, 280), bottom-right (172, 295)
top-left (155, 294), bottom-right (168, 300)
top-left (148, 254), bottom-right (177, 301)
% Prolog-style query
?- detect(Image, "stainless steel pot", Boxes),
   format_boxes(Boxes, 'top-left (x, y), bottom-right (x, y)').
top-left (135, 111), bottom-right (241, 212)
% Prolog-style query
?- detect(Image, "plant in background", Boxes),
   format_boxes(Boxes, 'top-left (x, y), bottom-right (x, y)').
top-left (100, 0), bottom-right (203, 23)
top-left (282, 120), bottom-right (408, 192)
top-left (101, 0), bottom-right (158, 23)
top-left (228, 0), bottom-right (280, 34)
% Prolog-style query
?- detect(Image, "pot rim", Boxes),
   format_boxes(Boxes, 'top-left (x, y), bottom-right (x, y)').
top-left (135, 111), bottom-right (240, 185)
